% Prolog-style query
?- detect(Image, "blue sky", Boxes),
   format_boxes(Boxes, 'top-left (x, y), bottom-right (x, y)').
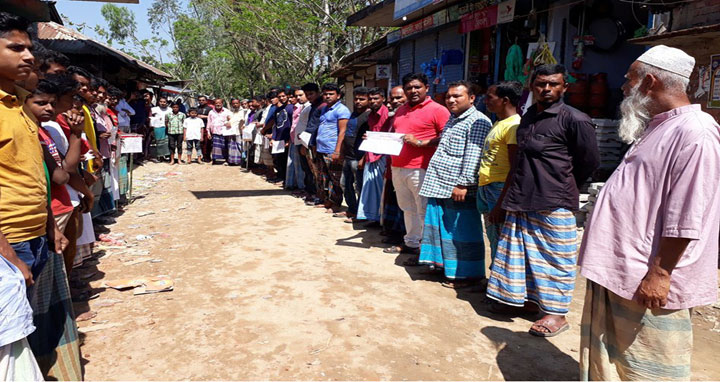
top-left (55, 0), bottom-right (174, 62)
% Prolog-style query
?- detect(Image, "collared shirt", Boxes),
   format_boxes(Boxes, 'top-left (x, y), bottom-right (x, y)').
top-left (316, 101), bottom-right (351, 154)
top-left (366, 104), bottom-right (392, 163)
top-left (115, 98), bottom-right (135, 127)
top-left (207, 108), bottom-right (231, 135)
top-left (290, 101), bottom-right (309, 144)
top-left (391, 97), bottom-right (450, 169)
top-left (0, 86), bottom-right (47, 243)
top-left (306, 99), bottom-right (326, 147)
top-left (42, 121), bottom-right (81, 207)
top-left (38, 127), bottom-right (73, 216)
top-left (166, 112), bottom-right (186, 135)
top-left (197, 104), bottom-right (212, 127)
top-left (343, 110), bottom-right (371, 160)
top-left (419, 107), bottom-right (490, 199)
top-left (579, 105), bottom-right (720, 310)
top-left (478, 114), bottom-right (521, 186)
top-left (227, 109), bottom-right (245, 136)
top-left (502, 101), bottom-right (599, 212)
top-left (271, 103), bottom-right (294, 141)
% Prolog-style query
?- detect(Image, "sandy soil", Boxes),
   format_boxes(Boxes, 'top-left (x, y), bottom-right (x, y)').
top-left (75, 161), bottom-right (720, 380)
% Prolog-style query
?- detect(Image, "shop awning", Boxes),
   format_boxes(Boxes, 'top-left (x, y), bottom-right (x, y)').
top-left (329, 36), bottom-right (392, 78)
top-left (627, 23), bottom-right (720, 46)
top-left (1, 0), bottom-right (62, 23)
top-left (37, 22), bottom-right (172, 81)
top-left (347, 0), bottom-right (464, 27)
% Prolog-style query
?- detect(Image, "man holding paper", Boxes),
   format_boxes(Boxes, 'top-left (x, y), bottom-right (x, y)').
top-left (383, 73), bottom-right (450, 261)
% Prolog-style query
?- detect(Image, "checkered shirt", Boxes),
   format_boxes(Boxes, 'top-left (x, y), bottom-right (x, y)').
top-left (419, 106), bottom-right (491, 199)
top-left (166, 112), bottom-right (186, 135)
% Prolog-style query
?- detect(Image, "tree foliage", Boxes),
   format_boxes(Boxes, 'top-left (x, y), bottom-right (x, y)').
top-left (95, 0), bottom-right (387, 99)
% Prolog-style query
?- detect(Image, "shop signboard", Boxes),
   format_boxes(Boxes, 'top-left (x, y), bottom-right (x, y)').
top-left (394, 0), bottom-right (434, 20)
top-left (433, 9), bottom-right (448, 26)
top-left (401, 23), bottom-right (415, 38)
top-left (387, 30), bottom-right (401, 44)
top-left (459, 4), bottom-right (498, 34)
top-left (709, 54), bottom-right (720, 108)
top-left (497, 0), bottom-right (516, 24)
top-left (376, 64), bottom-right (391, 79)
top-left (423, 15), bottom-right (434, 30)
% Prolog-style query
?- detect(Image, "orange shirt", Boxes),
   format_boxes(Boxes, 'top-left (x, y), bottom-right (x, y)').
top-left (0, 86), bottom-right (47, 243)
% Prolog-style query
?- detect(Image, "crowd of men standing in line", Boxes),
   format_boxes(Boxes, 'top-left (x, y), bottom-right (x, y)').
top-left (2, 9), bottom-right (720, 380)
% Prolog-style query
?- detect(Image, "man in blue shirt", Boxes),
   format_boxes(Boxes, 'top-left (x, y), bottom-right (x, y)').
top-left (315, 83), bottom-right (351, 213)
top-left (265, 89), bottom-right (294, 184)
top-left (340, 87), bottom-right (371, 222)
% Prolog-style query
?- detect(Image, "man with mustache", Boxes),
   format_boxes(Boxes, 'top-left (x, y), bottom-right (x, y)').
top-left (578, 45), bottom-right (720, 381)
top-left (486, 64), bottom-right (599, 337)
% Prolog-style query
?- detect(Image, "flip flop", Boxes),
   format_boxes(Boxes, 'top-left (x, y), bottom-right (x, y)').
top-left (529, 318), bottom-right (570, 337)
top-left (441, 280), bottom-right (474, 289)
top-left (332, 212), bottom-right (346, 218)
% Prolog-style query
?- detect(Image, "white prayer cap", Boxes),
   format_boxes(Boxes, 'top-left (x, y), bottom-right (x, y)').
top-left (636, 45), bottom-right (695, 79)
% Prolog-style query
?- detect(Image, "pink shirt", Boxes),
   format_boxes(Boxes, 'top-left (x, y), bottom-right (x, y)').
top-left (366, 104), bottom-right (392, 163)
top-left (289, 102), bottom-right (305, 144)
top-left (207, 108), bottom-right (231, 135)
top-left (579, 105), bottom-right (720, 309)
top-left (391, 97), bottom-right (450, 169)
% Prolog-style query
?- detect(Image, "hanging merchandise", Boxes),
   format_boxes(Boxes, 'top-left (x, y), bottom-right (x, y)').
top-left (504, 44), bottom-right (524, 82)
top-left (420, 58), bottom-right (439, 81)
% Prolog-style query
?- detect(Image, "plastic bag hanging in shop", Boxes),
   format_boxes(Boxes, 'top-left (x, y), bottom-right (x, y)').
top-left (504, 44), bottom-right (524, 82)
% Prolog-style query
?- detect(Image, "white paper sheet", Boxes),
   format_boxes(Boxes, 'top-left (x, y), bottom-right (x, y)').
top-left (358, 131), bottom-right (405, 156)
top-left (298, 131), bottom-right (312, 148)
top-left (253, 129), bottom-right (264, 145)
top-left (242, 125), bottom-right (254, 141)
top-left (271, 140), bottom-right (285, 154)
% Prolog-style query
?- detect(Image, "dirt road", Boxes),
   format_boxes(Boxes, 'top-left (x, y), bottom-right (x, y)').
top-left (76, 162), bottom-right (720, 380)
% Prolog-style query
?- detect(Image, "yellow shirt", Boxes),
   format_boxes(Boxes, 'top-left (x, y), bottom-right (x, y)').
top-left (478, 114), bottom-right (521, 186)
top-left (82, 105), bottom-right (99, 173)
top-left (0, 86), bottom-right (47, 243)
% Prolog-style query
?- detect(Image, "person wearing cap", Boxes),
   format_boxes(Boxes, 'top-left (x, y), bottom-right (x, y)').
top-left (578, 45), bottom-right (720, 381)
top-left (485, 64), bottom-right (599, 336)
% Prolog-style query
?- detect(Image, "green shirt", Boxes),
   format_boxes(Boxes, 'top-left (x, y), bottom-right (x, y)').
top-left (166, 112), bottom-right (186, 135)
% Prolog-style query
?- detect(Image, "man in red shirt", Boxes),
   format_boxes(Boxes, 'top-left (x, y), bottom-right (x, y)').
top-left (384, 73), bottom-right (450, 262)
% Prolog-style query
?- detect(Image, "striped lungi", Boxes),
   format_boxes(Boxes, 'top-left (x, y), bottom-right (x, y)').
top-left (211, 134), bottom-right (225, 161)
top-left (580, 280), bottom-right (692, 381)
top-left (486, 209), bottom-right (578, 314)
top-left (357, 156), bottom-right (386, 222)
top-left (27, 252), bottom-right (82, 380)
top-left (419, 197), bottom-right (485, 280)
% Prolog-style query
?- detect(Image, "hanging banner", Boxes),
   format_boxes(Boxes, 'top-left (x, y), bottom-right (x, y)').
top-left (497, 0), bottom-right (516, 24)
top-left (394, 0), bottom-right (434, 20)
top-left (459, 4), bottom-right (498, 34)
top-left (709, 54), bottom-right (720, 108)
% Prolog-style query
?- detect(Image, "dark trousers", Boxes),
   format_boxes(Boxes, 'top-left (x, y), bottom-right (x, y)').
top-left (342, 158), bottom-right (363, 215)
top-left (298, 148), bottom-right (316, 194)
top-left (272, 149), bottom-right (288, 181)
top-left (201, 129), bottom-right (213, 162)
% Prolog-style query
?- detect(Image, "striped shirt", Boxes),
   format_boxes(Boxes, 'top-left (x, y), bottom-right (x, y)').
top-left (419, 106), bottom-right (491, 199)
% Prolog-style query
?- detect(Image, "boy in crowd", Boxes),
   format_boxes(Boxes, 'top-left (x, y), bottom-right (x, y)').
top-left (184, 108), bottom-right (204, 163)
top-left (166, 101), bottom-right (186, 165)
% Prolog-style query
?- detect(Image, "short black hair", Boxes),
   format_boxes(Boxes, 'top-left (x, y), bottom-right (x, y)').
top-left (447, 80), bottom-right (475, 96)
top-left (0, 12), bottom-right (31, 38)
top-left (158, 96), bottom-right (168, 102)
top-left (402, 73), bottom-right (429, 86)
top-left (301, 83), bottom-right (320, 92)
top-left (267, 91), bottom-right (278, 99)
top-left (90, 77), bottom-right (109, 91)
top-left (41, 73), bottom-right (80, 97)
top-left (38, 50), bottom-right (70, 73)
top-left (171, 102), bottom-right (180, 107)
top-left (33, 78), bottom-right (59, 96)
top-left (531, 64), bottom-right (567, 84)
top-left (66, 66), bottom-right (92, 81)
top-left (492, 81), bottom-right (524, 106)
top-left (189, 107), bottom-right (198, 113)
top-left (354, 86), bottom-right (369, 96)
top-left (108, 86), bottom-right (125, 99)
top-left (252, 95), bottom-right (263, 102)
top-left (368, 87), bottom-right (386, 98)
top-left (321, 83), bottom-right (341, 93)
top-left (287, 87), bottom-right (297, 95)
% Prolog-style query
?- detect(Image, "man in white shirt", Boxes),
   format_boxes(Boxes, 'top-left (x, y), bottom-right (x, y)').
top-left (150, 96), bottom-right (172, 161)
top-left (224, 98), bottom-right (244, 165)
top-left (113, 91), bottom-right (135, 133)
top-left (183, 108), bottom-right (205, 163)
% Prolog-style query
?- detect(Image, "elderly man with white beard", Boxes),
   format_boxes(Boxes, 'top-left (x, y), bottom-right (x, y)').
top-left (578, 45), bottom-right (720, 381)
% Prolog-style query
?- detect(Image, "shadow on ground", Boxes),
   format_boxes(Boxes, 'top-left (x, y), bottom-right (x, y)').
top-left (190, 189), bottom-right (289, 199)
top-left (481, 326), bottom-right (579, 380)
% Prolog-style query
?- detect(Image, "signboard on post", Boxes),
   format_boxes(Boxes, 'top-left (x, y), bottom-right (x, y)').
top-left (119, 133), bottom-right (143, 154)
top-left (709, 54), bottom-right (720, 108)
top-left (376, 64), bottom-right (391, 79)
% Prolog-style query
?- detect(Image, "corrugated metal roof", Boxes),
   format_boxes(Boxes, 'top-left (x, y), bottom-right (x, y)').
top-left (37, 22), bottom-right (172, 79)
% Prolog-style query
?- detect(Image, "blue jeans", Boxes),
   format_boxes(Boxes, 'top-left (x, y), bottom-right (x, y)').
top-left (476, 182), bottom-right (504, 264)
top-left (11, 236), bottom-right (49, 280)
top-left (341, 158), bottom-right (363, 215)
top-left (285, 144), bottom-right (305, 190)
